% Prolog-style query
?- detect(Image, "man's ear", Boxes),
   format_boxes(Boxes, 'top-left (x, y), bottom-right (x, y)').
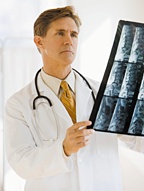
top-left (34, 36), bottom-right (44, 50)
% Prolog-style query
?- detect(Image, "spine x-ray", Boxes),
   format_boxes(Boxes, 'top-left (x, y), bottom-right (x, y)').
top-left (89, 20), bottom-right (144, 136)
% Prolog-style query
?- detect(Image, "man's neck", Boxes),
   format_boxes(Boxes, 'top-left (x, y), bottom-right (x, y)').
top-left (43, 65), bottom-right (72, 80)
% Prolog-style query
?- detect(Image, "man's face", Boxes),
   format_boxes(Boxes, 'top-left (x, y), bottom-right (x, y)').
top-left (39, 17), bottom-right (79, 67)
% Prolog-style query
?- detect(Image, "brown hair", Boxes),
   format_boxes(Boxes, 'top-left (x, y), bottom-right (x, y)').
top-left (34, 6), bottom-right (81, 37)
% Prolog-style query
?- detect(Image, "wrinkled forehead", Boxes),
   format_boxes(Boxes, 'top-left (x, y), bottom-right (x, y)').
top-left (47, 17), bottom-right (79, 33)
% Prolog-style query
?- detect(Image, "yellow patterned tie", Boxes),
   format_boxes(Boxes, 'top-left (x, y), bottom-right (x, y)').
top-left (60, 81), bottom-right (76, 123)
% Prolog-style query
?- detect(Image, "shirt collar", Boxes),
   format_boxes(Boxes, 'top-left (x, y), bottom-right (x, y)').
top-left (40, 68), bottom-right (75, 96)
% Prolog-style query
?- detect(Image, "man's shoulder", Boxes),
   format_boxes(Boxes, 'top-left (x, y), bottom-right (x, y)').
top-left (84, 76), bottom-right (100, 93)
top-left (74, 70), bottom-right (100, 94)
top-left (86, 77), bottom-right (100, 87)
top-left (6, 80), bottom-right (34, 105)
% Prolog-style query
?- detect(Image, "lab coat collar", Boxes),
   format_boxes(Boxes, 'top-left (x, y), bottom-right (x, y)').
top-left (32, 72), bottom-right (45, 95)
top-left (31, 70), bottom-right (93, 123)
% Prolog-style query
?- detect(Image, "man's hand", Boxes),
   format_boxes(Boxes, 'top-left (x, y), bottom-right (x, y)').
top-left (63, 121), bottom-right (94, 156)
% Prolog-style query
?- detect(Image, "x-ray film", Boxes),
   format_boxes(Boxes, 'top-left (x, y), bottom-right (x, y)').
top-left (89, 20), bottom-right (144, 136)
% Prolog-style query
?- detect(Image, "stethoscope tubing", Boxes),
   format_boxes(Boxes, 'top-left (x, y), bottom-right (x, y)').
top-left (33, 68), bottom-right (95, 110)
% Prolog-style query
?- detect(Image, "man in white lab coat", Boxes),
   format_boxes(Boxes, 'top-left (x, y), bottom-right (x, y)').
top-left (4, 5), bottom-right (137, 191)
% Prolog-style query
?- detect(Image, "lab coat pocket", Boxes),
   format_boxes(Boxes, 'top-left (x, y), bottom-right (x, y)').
top-left (34, 102), bottom-right (58, 144)
top-left (95, 132), bottom-right (118, 158)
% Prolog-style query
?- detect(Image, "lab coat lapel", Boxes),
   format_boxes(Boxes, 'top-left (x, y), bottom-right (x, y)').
top-left (75, 72), bottom-right (93, 122)
top-left (32, 74), bottom-right (73, 127)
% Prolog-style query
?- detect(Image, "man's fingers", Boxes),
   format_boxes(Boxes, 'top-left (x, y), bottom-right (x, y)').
top-left (71, 121), bottom-right (92, 131)
top-left (76, 135), bottom-right (90, 143)
top-left (74, 128), bottom-right (94, 137)
top-left (63, 121), bottom-right (94, 156)
top-left (77, 139), bottom-right (90, 147)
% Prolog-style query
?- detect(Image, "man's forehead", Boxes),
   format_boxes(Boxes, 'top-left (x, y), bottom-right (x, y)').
top-left (49, 17), bottom-right (79, 32)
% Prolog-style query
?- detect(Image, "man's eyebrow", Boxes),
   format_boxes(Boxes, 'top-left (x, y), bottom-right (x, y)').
top-left (55, 29), bottom-right (79, 34)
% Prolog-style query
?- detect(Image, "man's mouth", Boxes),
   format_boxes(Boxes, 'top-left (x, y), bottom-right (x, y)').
top-left (61, 50), bottom-right (74, 54)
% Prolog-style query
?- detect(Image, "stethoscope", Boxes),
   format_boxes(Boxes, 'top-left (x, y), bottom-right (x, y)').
top-left (33, 68), bottom-right (95, 110)
top-left (33, 69), bottom-right (95, 144)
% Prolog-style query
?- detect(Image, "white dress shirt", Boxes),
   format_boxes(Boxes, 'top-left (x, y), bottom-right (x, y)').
top-left (40, 68), bottom-right (76, 99)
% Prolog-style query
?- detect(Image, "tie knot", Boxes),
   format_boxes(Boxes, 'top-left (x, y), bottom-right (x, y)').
top-left (60, 81), bottom-right (69, 91)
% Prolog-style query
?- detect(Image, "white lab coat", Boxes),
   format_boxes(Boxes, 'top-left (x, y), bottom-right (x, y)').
top-left (5, 71), bottom-right (123, 191)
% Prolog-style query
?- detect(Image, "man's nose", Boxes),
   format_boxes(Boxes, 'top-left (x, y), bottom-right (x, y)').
top-left (64, 34), bottom-right (73, 45)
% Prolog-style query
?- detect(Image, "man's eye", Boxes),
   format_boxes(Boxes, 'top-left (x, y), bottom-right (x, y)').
top-left (58, 31), bottom-right (64, 36)
top-left (71, 33), bottom-right (78, 38)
